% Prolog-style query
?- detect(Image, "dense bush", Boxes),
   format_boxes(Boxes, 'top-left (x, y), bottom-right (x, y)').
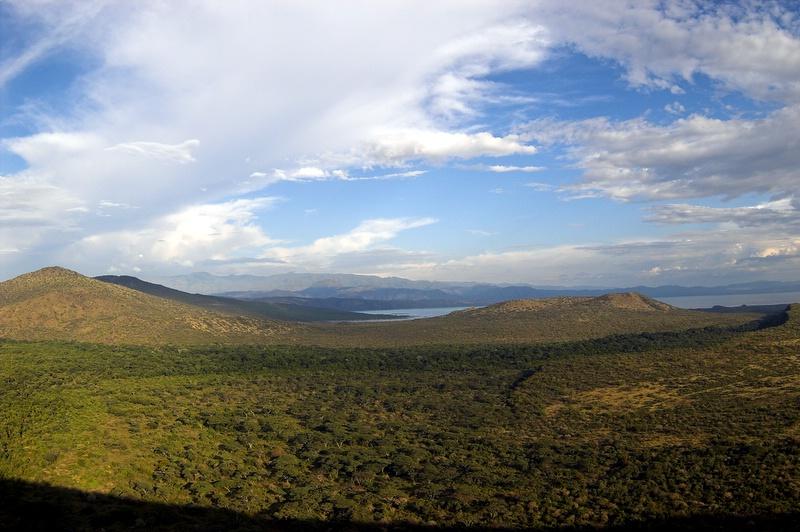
top-left (0, 311), bottom-right (798, 528)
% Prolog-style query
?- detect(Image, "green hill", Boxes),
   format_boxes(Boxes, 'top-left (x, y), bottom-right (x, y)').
top-left (0, 267), bottom-right (291, 345)
top-left (298, 292), bottom-right (761, 347)
top-left (95, 275), bottom-right (395, 322)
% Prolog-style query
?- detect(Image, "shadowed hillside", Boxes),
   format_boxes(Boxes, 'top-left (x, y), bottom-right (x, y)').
top-left (298, 292), bottom-right (760, 347)
top-left (2, 478), bottom-right (798, 531)
top-left (95, 275), bottom-right (397, 322)
top-left (0, 267), bottom-right (292, 345)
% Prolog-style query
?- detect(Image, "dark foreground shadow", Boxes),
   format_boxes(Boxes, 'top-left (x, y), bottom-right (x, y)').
top-left (1, 477), bottom-right (797, 531)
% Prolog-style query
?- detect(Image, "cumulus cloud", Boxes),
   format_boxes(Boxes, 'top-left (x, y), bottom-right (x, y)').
top-left (68, 197), bottom-right (280, 270)
top-left (65, 203), bottom-right (436, 275)
top-left (524, 105), bottom-right (800, 201)
top-left (544, 2), bottom-right (800, 102)
top-left (648, 198), bottom-right (800, 228)
top-left (3, 132), bottom-right (205, 220)
top-left (0, 177), bottom-right (83, 226)
top-left (380, 228), bottom-right (800, 286)
top-left (664, 101), bottom-right (686, 115)
top-left (352, 129), bottom-right (536, 166)
top-left (0, 177), bottom-right (85, 258)
top-left (268, 217), bottom-right (437, 269)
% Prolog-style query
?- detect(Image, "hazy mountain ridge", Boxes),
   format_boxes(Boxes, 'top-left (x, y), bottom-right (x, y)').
top-left (150, 272), bottom-right (469, 294)
top-left (150, 271), bottom-right (800, 307)
top-left (95, 275), bottom-right (395, 322)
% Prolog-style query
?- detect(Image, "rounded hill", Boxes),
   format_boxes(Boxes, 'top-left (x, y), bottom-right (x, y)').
top-left (0, 267), bottom-right (290, 345)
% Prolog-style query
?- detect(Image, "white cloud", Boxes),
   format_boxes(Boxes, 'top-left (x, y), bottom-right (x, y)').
top-left (268, 217), bottom-right (437, 269)
top-left (664, 101), bottom-right (686, 115)
top-left (356, 128), bottom-right (535, 166)
top-left (245, 168), bottom-right (428, 189)
top-left (0, 177), bottom-right (83, 226)
top-left (381, 228), bottom-right (800, 286)
top-left (544, 2), bottom-right (800, 103)
top-left (474, 164), bottom-right (545, 173)
top-left (524, 182), bottom-right (556, 192)
top-left (105, 139), bottom-right (199, 164)
top-left (0, 1), bottom-right (540, 264)
top-left (426, 21), bottom-right (550, 119)
top-left (524, 105), bottom-right (800, 201)
top-left (467, 229), bottom-right (496, 237)
top-left (98, 200), bottom-right (136, 210)
top-left (647, 198), bottom-right (800, 228)
top-left (0, 0), bottom-right (111, 88)
top-left (3, 132), bottom-right (204, 219)
top-left (0, 176), bottom-right (86, 269)
top-left (3, 1), bottom-right (800, 283)
top-left (65, 205), bottom-right (436, 275)
top-left (68, 197), bottom-right (280, 269)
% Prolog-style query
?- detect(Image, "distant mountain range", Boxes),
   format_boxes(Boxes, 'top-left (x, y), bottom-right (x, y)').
top-left (147, 272), bottom-right (800, 310)
top-left (0, 266), bottom-right (761, 347)
top-left (95, 275), bottom-right (396, 322)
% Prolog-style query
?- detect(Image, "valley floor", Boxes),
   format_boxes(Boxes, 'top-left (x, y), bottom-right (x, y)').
top-left (1, 308), bottom-right (798, 530)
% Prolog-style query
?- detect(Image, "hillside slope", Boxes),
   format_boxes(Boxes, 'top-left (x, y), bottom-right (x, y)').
top-left (299, 292), bottom-right (761, 347)
top-left (0, 267), bottom-right (291, 344)
top-left (95, 275), bottom-right (395, 322)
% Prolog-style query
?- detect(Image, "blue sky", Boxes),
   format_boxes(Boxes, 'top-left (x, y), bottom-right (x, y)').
top-left (1, 1), bottom-right (799, 286)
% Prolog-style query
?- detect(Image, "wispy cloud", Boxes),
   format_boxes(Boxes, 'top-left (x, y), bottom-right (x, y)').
top-left (469, 164), bottom-right (545, 173)
top-left (524, 182), bottom-right (556, 192)
top-left (105, 139), bottom-right (199, 164)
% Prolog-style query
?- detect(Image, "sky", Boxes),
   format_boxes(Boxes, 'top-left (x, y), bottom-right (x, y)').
top-left (1, 0), bottom-right (799, 287)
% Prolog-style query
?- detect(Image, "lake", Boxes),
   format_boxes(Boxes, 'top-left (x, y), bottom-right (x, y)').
top-left (356, 292), bottom-right (800, 320)
top-left (361, 306), bottom-right (470, 320)
top-left (656, 291), bottom-right (800, 309)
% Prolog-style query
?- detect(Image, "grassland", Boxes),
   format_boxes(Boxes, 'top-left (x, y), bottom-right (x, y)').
top-left (0, 304), bottom-right (797, 530)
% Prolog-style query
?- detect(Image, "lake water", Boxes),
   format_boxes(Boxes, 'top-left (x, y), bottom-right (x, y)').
top-left (656, 291), bottom-right (800, 309)
top-left (355, 292), bottom-right (800, 320)
top-left (360, 292), bottom-right (800, 319)
top-left (361, 306), bottom-right (470, 320)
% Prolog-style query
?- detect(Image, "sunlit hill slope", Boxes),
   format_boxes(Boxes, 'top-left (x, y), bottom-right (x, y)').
top-left (0, 267), bottom-right (291, 345)
top-left (297, 292), bottom-right (761, 347)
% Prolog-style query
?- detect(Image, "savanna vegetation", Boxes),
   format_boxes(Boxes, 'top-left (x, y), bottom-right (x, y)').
top-left (1, 305), bottom-right (798, 530)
